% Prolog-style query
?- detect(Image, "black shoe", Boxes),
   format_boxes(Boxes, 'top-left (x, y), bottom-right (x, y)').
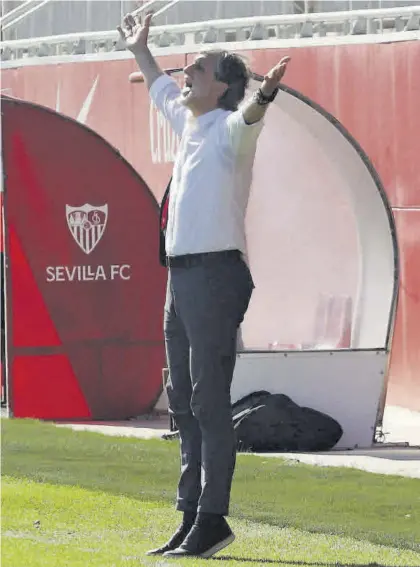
top-left (146, 519), bottom-right (195, 556)
top-left (163, 517), bottom-right (235, 559)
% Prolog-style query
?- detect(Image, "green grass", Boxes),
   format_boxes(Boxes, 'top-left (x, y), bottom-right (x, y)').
top-left (2, 418), bottom-right (420, 567)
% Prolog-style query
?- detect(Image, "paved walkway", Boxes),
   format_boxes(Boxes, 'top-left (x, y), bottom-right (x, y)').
top-left (55, 405), bottom-right (420, 479)
top-left (257, 447), bottom-right (420, 478)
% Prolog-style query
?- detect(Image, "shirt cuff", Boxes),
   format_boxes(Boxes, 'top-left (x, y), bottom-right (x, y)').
top-left (240, 109), bottom-right (265, 128)
top-left (149, 73), bottom-right (175, 102)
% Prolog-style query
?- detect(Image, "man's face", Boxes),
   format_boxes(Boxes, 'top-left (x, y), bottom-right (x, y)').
top-left (181, 53), bottom-right (228, 116)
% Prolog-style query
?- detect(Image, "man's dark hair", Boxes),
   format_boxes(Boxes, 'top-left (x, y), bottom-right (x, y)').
top-left (203, 50), bottom-right (250, 111)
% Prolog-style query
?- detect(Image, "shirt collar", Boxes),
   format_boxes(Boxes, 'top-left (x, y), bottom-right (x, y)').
top-left (194, 107), bottom-right (226, 129)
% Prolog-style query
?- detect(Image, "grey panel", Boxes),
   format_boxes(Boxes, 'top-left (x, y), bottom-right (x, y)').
top-left (2, 0), bottom-right (418, 40)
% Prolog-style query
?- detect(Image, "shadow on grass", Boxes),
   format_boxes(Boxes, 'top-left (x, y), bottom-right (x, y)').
top-left (216, 558), bottom-right (395, 567)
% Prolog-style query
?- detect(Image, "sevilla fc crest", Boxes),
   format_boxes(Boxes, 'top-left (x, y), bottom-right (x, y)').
top-left (66, 204), bottom-right (108, 254)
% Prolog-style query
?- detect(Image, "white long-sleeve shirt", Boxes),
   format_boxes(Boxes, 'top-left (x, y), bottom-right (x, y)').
top-left (149, 74), bottom-right (264, 257)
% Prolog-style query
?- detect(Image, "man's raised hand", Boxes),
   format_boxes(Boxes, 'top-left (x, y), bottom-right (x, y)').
top-left (117, 12), bottom-right (152, 54)
top-left (261, 56), bottom-right (291, 96)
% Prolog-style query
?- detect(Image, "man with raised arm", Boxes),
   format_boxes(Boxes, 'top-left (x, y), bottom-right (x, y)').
top-left (118, 12), bottom-right (290, 559)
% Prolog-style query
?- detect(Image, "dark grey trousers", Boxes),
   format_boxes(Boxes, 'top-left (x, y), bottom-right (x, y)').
top-left (164, 253), bottom-right (254, 516)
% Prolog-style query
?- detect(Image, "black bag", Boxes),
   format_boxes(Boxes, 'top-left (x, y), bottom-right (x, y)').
top-left (233, 392), bottom-right (343, 452)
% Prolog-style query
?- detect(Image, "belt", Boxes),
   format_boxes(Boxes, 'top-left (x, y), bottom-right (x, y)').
top-left (166, 249), bottom-right (241, 268)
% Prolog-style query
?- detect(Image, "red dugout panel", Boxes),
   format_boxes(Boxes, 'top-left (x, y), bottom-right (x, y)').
top-left (1, 95), bottom-right (167, 420)
top-left (1, 192), bottom-right (4, 402)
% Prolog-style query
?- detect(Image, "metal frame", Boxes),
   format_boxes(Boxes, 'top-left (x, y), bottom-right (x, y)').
top-left (255, 73), bottom-right (399, 431)
top-left (1, 0), bottom-right (52, 32)
top-left (1, 0), bottom-right (38, 25)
